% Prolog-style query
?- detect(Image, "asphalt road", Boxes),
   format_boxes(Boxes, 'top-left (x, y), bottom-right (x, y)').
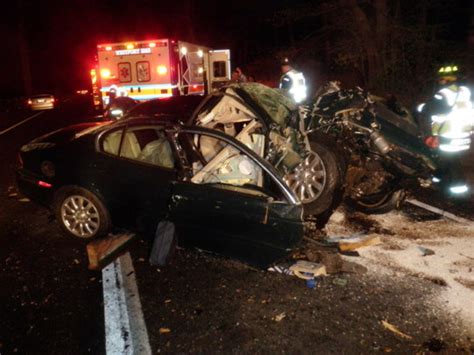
top-left (0, 98), bottom-right (472, 353)
top-left (0, 97), bottom-right (105, 354)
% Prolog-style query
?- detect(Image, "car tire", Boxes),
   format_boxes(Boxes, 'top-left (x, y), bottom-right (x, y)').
top-left (54, 186), bottom-right (112, 239)
top-left (346, 189), bottom-right (405, 214)
top-left (284, 138), bottom-right (345, 217)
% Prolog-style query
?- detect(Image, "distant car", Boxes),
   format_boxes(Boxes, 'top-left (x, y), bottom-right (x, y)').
top-left (16, 117), bottom-right (303, 267)
top-left (28, 94), bottom-right (56, 111)
top-left (124, 95), bottom-right (204, 120)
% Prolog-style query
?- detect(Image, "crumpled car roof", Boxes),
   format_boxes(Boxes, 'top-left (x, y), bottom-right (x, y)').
top-left (227, 83), bottom-right (297, 126)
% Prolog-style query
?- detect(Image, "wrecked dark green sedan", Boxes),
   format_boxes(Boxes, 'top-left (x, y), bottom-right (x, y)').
top-left (16, 117), bottom-right (303, 266)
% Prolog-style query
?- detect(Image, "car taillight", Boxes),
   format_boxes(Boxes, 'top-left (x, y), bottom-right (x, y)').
top-left (27, 99), bottom-right (32, 105)
top-left (37, 180), bottom-right (53, 188)
top-left (50, 98), bottom-right (55, 103)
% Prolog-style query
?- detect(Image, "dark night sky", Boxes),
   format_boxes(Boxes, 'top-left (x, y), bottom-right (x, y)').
top-left (1, 0), bottom-right (472, 96)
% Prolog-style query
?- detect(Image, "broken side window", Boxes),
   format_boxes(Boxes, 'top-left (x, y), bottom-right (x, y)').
top-left (176, 131), bottom-right (285, 200)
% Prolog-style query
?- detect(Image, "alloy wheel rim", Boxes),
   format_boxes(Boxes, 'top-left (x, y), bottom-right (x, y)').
top-left (61, 195), bottom-right (100, 238)
top-left (284, 151), bottom-right (327, 203)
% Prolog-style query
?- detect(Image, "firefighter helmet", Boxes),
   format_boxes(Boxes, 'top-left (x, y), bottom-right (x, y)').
top-left (280, 57), bottom-right (291, 67)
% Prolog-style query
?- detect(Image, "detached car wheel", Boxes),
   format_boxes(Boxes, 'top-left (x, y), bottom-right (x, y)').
top-left (284, 140), bottom-right (344, 217)
top-left (346, 189), bottom-right (404, 214)
top-left (54, 186), bottom-right (111, 239)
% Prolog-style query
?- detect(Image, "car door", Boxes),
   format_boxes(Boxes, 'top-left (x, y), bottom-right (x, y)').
top-left (168, 127), bottom-right (303, 267)
top-left (96, 124), bottom-right (177, 231)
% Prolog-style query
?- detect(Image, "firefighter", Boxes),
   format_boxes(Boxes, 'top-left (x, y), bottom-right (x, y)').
top-left (418, 65), bottom-right (472, 195)
top-left (279, 58), bottom-right (307, 104)
top-left (419, 65), bottom-right (473, 153)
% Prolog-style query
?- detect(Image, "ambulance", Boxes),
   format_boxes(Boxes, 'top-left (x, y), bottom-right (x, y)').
top-left (91, 39), bottom-right (231, 109)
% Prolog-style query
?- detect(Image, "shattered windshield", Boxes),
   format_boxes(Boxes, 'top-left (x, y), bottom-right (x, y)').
top-left (230, 83), bottom-right (297, 126)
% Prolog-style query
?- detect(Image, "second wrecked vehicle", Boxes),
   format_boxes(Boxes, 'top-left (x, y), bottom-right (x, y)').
top-left (306, 82), bottom-right (470, 213)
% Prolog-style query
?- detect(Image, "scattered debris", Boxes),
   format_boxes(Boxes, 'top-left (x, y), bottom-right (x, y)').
top-left (149, 221), bottom-right (176, 266)
top-left (306, 278), bottom-right (318, 289)
top-left (8, 193), bottom-right (17, 198)
top-left (273, 312), bottom-right (286, 322)
top-left (381, 320), bottom-right (413, 340)
top-left (267, 264), bottom-right (293, 276)
top-left (18, 198), bottom-right (30, 202)
top-left (417, 246), bottom-right (435, 256)
top-left (159, 327), bottom-right (171, 334)
top-left (320, 253), bottom-right (344, 274)
top-left (332, 277), bottom-right (348, 287)
top-left (336, 235), bottom-right (381, 252)
top-left (73, 259), bottom-right (80, 265)
top-left (87, 233), bottom-right (136, 270)
top-left (290, 260), bottom-right (326, 280)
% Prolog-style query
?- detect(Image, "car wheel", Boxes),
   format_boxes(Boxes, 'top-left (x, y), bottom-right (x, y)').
top-left (284, 140), bottom-right (344, 217)
top-left (346, 189), bottom-right (405, 214)
top-left (54, 186), bottom-right (112, 239)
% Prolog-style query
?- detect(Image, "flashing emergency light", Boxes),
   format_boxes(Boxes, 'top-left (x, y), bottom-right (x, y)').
top-left (100, 68), bottom-right (111, 79)
top-left (197, 49), bottom-right (204, 58)
top-left (157, 65), bottom-right (168, 75)
top-left (439, 65), bottom-right (459, 74)
top-left (126, 43), bottom-right (134, 50)
top-left (105, 46), bottom-right (112, 51)
top-left (180, 47), bottom-right (187, 55)
top-left (149, 42), bottom-right (156, 48)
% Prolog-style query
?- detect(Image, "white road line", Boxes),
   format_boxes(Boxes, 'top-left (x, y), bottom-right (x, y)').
top-left (0, 111), bottom-right (45, 136)
top-left (103, 252), bottom-right (151, 355)
top-left (406, 198), bottom-right (473, 224)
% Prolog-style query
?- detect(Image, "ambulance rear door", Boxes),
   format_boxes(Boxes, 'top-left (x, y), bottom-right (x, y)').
top-left (208, 50), bottom-right (230, 92)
